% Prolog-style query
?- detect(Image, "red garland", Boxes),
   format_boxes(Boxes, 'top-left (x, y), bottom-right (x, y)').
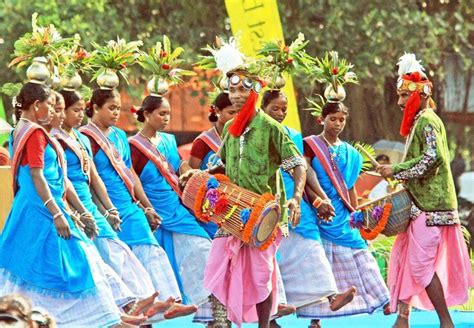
top-left (228, 90), bottom-right (258, 137)
top-left (400, 90), bottom-right (421, 137)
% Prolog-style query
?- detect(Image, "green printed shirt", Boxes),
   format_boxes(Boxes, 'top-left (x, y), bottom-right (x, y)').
top-left (220, 111), bottom-right (303, 224)
top-left (393, 108), bottom-right (459, 225)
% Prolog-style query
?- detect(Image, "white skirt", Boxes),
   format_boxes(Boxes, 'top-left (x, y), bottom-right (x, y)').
top-left (95, 237), bottom-right (154, 300)
top-left (0, 242), bottom-right (121, 327)
top-left (278, 233), bottom-right (337, 309)
top-left (131, 244), bottom-right (181, 301)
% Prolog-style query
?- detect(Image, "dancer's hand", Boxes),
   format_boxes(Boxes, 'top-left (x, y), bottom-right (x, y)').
top-left (145, 208), bottom-right (162, 231)
top-left (107, 210), bottom-right (122, 232)
top-left (80, 212), bottom-right (99, 239)
top-left (376, 165), bottom-right (394, 179)
top-left (178, 169), bottom-right (200, 189)
top-left (286, 198), bottom-right (301, 227)
top-left (54, 214), bottom-right (71, 239)
top-left (317, 199), bottom-right (335, 223)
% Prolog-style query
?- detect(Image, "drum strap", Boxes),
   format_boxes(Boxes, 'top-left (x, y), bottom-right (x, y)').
top-left (305, 136), bottom-right (355, 212)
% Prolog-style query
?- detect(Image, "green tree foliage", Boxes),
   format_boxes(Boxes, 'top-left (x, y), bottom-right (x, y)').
top-left (0, 0), bottom-right (472, 152)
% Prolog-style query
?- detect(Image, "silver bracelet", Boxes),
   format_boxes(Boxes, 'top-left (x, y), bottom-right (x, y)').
top-left (53, 212), bottom-right (64, 220)
top-left (44, 198), bottom-right (53, 207)
top-left (144, 207), bottom-right (155, 213)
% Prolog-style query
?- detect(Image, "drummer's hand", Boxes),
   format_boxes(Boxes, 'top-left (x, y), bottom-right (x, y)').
top-left (286, 198), bottom-right (301, 227)
top-left (376, 165), bottom-right (394, 179)
top-left (317, 199), bottom-right (335, 223)
top-left (178, 169), bottom-right (200, 189)
top-left (54, 214), bottom-right (71, 240)
top-left (145, 208), bottom-right (161, 231)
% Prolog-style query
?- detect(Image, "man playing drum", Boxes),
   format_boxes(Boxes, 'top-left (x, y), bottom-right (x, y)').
top-left (377, 53), bottom-right (474, 328)
top-left (191, 48), bottom-right (306, 327)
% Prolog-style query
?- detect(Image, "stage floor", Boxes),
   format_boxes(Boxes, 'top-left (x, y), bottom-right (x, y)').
top-left (154, 310), bottom-right (474, 327)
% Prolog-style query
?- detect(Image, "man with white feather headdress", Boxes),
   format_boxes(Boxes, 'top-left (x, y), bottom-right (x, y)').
top-left (189, 38), bottom-right (307, 328)
top-left (377, 53), bottom-right (474, 328)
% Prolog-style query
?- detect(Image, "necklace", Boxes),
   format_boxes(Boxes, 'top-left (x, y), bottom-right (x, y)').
top-left (320, 134), bottom-right (341, 169)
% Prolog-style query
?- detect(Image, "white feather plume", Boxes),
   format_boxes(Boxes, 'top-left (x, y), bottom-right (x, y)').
top-left (211, 38), bottom-right (245, 74)
top-left (397, 53), bottom-right (425, 76)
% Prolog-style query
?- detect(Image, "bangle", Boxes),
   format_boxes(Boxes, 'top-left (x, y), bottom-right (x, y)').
top-left (135, 200), bottom-right (141, 207)
top-left (80, 212), bottom-right (89, 218)
top-left (44, 198), bottom-right (53, 207)
top-left (144, 207), bottom-right (155, 213)
top-left (104, 211), bottom-right (110, 219)
top-left (106, 207), bottom-right (118, 213)
top-left (53, 212), bottom-right (63, 220)
top-left (312, 197), bottom-right (324, 209)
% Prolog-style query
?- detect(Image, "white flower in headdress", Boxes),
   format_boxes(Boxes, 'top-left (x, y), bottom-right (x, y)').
top-left (397, 53), bottom-right (425, 76)
top-left (210, 38), bottom-right (245, 75)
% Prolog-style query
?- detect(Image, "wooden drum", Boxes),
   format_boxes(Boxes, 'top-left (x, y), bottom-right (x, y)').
top-left (182, 171), bottom-right (280, 250)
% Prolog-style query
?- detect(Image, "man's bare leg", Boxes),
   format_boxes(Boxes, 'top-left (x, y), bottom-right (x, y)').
top-left (392, 302), bottom-right (410, 328)
top-left (256, 292), bottom-right (273, 328)
top-left (425, 273), bottom-right (454, 328)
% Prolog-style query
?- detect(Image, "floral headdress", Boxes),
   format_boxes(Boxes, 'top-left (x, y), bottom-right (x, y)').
top-left (138, 35), bottom-right (195, 97)
top-left (305, 51), bottom-right (358, 119)
top-left (88, 37), bottom-right (142, 89)
top-left (396, 53), bottom-right (434, 137)
top-left (257, 33), bottom-right (315, 89)
top-left (8, 13), bottom-right (75, 85)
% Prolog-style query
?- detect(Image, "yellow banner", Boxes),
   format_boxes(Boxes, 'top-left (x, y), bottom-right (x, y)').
top-left (224, 0), bottom-right (301, 131)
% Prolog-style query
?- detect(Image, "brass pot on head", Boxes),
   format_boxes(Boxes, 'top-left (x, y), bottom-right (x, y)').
top-left (61, 71), bottom-right (83, 91)
top-left (324, 84), bottom-right (346, 103)
top-left (267, 74), bottom-right (286, 89)
top-left (147, 76), bottom-right (169, 96)
top-left (26, 57), bottom-right (51, 84)
top-left (97, 69), bottom-right (120, 90)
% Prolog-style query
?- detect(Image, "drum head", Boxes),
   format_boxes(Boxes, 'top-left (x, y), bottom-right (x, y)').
top-left (252, 202), bottom-right (280, 246)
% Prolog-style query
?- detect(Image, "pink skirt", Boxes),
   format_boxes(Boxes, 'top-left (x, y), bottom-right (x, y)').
top-left (204, 232), bottom-right (281, 327)
top-left (388, 212), bottom-right (474, 312)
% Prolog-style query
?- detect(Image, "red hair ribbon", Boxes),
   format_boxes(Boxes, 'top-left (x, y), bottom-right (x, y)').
top-left (130, 105), bottom-right (138, 114)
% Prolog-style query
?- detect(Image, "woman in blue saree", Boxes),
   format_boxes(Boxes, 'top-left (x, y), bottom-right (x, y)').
top-left (51, 89), bottom-right (175, 319)
top-left (262, 90), bottom-right (355, 327)
top-left (0, 82), bottom-right (121, 327)
top-left (129, 95), bottom-right (213, 324)
top-left (80, 88), bottom-right (196, 320)
top-left (301, 102), bottom-right (389, 326)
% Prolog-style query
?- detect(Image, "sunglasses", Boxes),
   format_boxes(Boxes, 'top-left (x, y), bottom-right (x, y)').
top-left (228, 74), bottom-right (262, 93)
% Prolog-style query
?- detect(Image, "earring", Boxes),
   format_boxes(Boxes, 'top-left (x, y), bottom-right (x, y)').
top-left (94, 110), bottom-right (98, 114)
top-left (35, 108), bottom-right (39, 112)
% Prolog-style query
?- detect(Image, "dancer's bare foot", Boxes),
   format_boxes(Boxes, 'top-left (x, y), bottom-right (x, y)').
top-left (383, 303), bottom-right (392, 315)
top-left (270, 318), bottom-right (282, 328)
top-left (329, 286), bottom-right (356, 311)
top-left (392, 314), bottom-right (409, 328)
top-left (120, 313), bottom-right (148, 326)
top-left (144, 296), bottom-right (175, 317)
top-left (164, 303), bottom-right (198, 319)
top-left (309, 319), bottom-right (322, 328)
top-left (126, 291), bottom-right (160, 316)
top-left (276, 303), bottom-right (297, 317)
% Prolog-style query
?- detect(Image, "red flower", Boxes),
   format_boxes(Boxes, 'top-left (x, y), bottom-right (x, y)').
top-left (162, 63), bottom-right (170, 70)
top-left (286, 58), bottom-right (294, 64)
top-left (283, 45), bottom-right (289, 53)
top-left (332, 67), bottom-right (339, 75)
top-left (214, 196), bottom-right (228, 215)
top-left (130, 106), bottom-right (138, 114)
top-left (120, 62), bottom-right (127, 69)
top-left (160, 50), bottom-right (168, 58)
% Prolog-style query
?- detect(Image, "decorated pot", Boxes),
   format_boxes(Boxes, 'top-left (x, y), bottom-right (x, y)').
top-left (147, 76), bottom-right (169, 96)
top-left (97, 69), bottom-right (119, 90)
top-left (61, 71), bottom-right (83, 91)
top-left (324, 84), bottom-right (346, 103)
top-left (26, 57), bottom-right (51, 84)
